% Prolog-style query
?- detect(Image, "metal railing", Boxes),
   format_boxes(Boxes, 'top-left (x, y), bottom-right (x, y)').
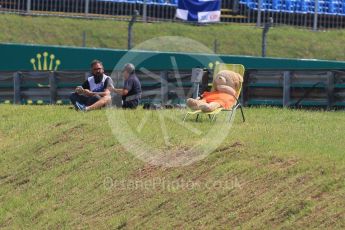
top-left (0, 0), bottom-right (344, 29)
top-left (0, 69), bottom-right (195, 105)
top-left (0, 0), bottom-right (177, 22)
top-left (2, 69), bottom-right (345, 109)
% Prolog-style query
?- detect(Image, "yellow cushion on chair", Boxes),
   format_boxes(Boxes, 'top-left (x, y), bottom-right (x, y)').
top-left (203, 107), bottom-right (223, 115)
top-left (186, 110), bottom-right (202, 115)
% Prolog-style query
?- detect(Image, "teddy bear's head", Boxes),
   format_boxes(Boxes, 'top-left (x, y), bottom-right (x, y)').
top-left (212, 70), bottom-right (243, 93)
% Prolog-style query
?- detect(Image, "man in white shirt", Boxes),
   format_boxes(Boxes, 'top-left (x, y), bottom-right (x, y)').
top-left (70, 60), bottom-right (112, 111)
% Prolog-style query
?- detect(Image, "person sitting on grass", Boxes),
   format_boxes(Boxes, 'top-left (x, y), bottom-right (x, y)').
top-left (70, 60), bottom-right (112, 112)
top-left (110, 63), bottom-right (141, 109)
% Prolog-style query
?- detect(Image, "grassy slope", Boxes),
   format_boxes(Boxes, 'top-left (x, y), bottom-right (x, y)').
top-left (0, 105), bottom-right (345, 228)
top-left (0, 14), bottom-right (345, 60)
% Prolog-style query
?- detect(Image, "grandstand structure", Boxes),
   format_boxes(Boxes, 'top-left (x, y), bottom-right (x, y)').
top-left (0, 0), bottom-right (344, 28)
top-left (239, 0), bottom-right (345, 15)
top-left (238, 0), bottom-right (345, 28)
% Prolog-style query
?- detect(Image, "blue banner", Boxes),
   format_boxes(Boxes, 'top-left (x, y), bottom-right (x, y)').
top-left (176, 0), bottom-right (221, 23)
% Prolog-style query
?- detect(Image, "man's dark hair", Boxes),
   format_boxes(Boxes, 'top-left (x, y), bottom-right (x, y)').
top-left (90, 59), bottom-right (103, 68)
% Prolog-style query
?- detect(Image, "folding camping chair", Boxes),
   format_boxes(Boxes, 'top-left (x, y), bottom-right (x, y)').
top-left (183, 63), bottom-right (245, 122)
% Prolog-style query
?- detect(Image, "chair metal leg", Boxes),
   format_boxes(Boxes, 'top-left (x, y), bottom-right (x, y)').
top-left (228, 109), bottom-right (234, 122)
top-left (183, 113), bottom-right (188, 122)
top-left (239, 104), bottom-right (245, 122)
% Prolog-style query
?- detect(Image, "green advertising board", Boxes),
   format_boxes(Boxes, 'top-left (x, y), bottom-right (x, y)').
top-left (1, 43), bottom-right (345, 72)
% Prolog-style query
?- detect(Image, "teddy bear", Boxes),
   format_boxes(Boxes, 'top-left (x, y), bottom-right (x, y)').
top-left (186, 70), bottom-right (243, 112)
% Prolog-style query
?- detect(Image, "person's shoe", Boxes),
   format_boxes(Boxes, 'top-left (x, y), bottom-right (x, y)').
top-left (73, 103), bottom-right (79, 111)
top-left (75, 102), bottom-right (86, 111)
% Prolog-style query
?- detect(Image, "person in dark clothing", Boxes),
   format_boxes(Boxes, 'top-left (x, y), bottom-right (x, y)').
top-left (70, 60), bottom-right (112, 111)
top-left (111, 63), bottom-right (141, 109)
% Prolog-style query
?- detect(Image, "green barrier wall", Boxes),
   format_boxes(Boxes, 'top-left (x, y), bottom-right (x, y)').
top-left (1, 43), bottom-right (345, 72)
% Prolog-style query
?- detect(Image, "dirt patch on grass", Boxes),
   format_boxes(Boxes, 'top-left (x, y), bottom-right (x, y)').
top-left (43, 153), bottom-right (73, 169)
top-left (295, 174), bottom-right (312, 185)
top-left (0, 174), bottom-right (9, 181)
top-left (15, 178), bottom-right (30, 186)
top-left (2, 174), bottom-right (30, 188)
top-left (53, 122), bottom-right (65, 127)
top-left (216, 141), bottom-right (244, 152)
top-left (311, 192), bottom-right (325, 200)
top-left (136, 146), bottom-right (204, 167)
top-left (39, 125), bottom-right (87, 170)
top-left (49, 124), bottom-right (85, 145)
top-left (0, 217), bottom-right (13, 228)
top-left (132, 164), bottom-right (166, 179)
top-left (268, 200), bottom-right (312, 225)
top-left (268, 156), bottom-right (299, 170)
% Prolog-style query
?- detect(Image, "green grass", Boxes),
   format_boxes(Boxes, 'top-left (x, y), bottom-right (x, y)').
top-left (0, 14), bottom-right (345, 60)
top-left (1, 105), bottom-right (345, 228)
